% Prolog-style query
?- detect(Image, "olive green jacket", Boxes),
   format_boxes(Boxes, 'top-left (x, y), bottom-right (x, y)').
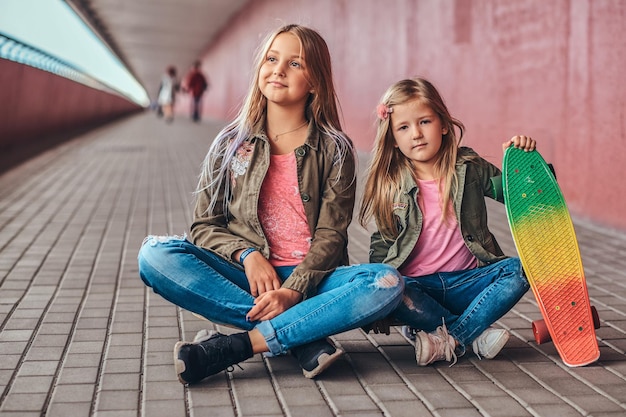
top-left (190, 124), bottom-right (356, 298)
top-left (369, 147), bottom-right (507, 269)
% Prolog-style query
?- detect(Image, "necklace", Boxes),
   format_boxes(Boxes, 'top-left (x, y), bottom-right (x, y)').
top-left (270, 121), bottom-right (307, 142)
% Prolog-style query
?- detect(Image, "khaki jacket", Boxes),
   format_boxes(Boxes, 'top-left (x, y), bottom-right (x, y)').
top-left (369, 147), bottom-right (507, 269)
top-left (190, 124), bottom-right (356, 298)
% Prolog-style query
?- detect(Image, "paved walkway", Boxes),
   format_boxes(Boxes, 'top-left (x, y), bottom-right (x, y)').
top-left (0, 113), bottom-right (625, 417)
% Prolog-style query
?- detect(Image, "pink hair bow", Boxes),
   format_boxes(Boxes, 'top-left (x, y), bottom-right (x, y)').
top-left (376, 103), bottom-right (393, 120)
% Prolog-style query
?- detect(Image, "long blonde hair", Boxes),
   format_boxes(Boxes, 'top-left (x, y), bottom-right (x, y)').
top-left (359, 77), bottom-right (468, 239)
top-left (196, 24), bottom-right (353, 214)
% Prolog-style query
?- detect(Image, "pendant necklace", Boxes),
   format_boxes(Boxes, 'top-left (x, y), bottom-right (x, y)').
top-left (270, 121), bottom-right (307, 142)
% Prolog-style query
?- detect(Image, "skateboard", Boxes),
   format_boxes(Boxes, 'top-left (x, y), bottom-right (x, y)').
top-left (502, 147), bottom-right (600, 367)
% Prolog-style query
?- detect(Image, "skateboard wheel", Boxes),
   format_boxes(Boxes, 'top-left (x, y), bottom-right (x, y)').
top-left (532, 319), bottom-right (551, 344)
top-left (532, 306), bottom-right (600, 345)
top-left (548, 163), bottom-right (557, 180)
top-left (591, 306), bottom-right (600, 329)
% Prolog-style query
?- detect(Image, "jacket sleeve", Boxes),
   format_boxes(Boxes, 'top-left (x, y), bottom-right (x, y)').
top-left (189, 155), bottom-right (253, 262)
top-left (483, 161), bottom-right (503, 203)
top-left (463, 148), bottom-right (503, 202)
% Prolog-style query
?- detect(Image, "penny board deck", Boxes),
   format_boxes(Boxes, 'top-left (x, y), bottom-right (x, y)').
top-left (503, 147), bottom-right (599, 367)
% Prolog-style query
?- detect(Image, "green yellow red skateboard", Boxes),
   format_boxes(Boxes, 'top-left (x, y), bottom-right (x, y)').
top-left (502, 147), bottom-right (600, 367)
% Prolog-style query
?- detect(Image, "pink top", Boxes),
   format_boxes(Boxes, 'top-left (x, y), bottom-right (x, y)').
top-left (399, 178), bottom-right (477, 277)
top-left (258, 152), bottom-right (312, 266)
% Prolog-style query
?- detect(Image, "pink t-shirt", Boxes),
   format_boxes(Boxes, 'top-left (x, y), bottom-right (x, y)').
top-left (258, 152), bottom-right (312, 266)
top-left (399, 178), bottom-right (477, 277)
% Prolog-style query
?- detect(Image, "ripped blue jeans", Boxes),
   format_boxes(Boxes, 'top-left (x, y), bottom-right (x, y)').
top-left (391, 258), bottom-right (529, 353)
top-left (137, 235), bottom-right (404, 356)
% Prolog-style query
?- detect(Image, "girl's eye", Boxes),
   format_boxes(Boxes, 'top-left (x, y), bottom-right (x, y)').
top-left (290, 61), bottom-right (301, 68)
top-left (420, 119), bottom-right (431, 125)
top-left (267, 56), bottom-right (277, 62)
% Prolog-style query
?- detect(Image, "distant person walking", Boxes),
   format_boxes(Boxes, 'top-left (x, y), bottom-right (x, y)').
top-left (157, 65), bottom-right (179, 123)
top-left (184, 61), bottom-right (209, 122)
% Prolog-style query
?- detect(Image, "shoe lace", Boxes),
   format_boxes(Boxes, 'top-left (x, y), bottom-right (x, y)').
top-left (199, 335), bottom-right (244, 374)
top-left (225, 363), bottom-right (244, 373)
top-left (433, 322), bottom-right (458, 366)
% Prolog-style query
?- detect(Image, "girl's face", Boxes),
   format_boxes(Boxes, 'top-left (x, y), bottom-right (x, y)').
top-left (390, 98), bottom-right (447, 175)
top-left (258, 32), bottom-right (312, 109)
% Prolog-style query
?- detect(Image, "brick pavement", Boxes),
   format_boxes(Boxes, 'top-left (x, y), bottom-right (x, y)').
top-left (0, 113), bottom-right (625, 416)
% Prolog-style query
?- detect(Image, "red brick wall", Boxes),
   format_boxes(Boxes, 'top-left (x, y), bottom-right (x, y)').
top-left (198, 0), bottom-right (626, 231)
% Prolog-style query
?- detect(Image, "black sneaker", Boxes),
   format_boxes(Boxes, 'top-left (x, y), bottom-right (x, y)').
top-left (174, 331), bottom-right (253, 384)
top-left (290, 338), bottom-right (344, 379)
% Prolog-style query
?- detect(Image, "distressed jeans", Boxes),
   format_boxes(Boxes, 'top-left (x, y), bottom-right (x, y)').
top-left (137, 235), bottom-right (404, 356)
top-left (391, 257), bottom-right (529, 351)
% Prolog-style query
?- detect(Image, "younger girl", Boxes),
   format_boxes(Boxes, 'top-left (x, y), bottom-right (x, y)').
top-left (359, 77), bottom-right (532, 366)
top-left (138, 24), bottom-right (403, 384)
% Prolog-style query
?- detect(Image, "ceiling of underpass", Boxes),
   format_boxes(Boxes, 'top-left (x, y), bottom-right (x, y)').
top-left (65, 0), bottom-right (250, 97)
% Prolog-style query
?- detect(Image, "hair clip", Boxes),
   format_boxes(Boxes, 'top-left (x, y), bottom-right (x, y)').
top-left (376, 103), bottom-right (393, 120)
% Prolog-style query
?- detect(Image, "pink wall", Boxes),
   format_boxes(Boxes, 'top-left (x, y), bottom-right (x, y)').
top-left (0, 58), bottom-right (141, 148)
top-left (197, 0), bottom-right (626, 231)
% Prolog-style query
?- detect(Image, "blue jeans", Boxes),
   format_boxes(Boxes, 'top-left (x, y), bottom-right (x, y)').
top-left (137, 235), bottom-right (404, 356)
top-left (391, 258), bottom-right (529, 351)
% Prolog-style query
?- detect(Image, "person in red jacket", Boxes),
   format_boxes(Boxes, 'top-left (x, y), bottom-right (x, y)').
top-left (185, 60), bottom-right (209, 122)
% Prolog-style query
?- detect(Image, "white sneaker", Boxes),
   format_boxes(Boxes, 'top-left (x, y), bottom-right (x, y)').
top-left (414, 323), bottom-right (458, 366)
top-left (472, 328), bottom-right (510, 359)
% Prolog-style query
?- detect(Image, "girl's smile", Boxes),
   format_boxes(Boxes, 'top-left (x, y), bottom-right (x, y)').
top-left (259, 32), bottom-right (311, 108)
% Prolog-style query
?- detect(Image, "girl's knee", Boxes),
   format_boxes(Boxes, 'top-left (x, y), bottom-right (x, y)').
top-left (139, 234), bottom-right (185, 259)
top-left (141, 234), bottom-right (186, 249)
top-left (498, 257), bottom-right (521, 275)
top-left (137, 239), bottom-right (160, 268)
top-left (369, 264), bottom-right (404, 292)
top-left (137, 244), bottom-right (159, 287)
top-left (504, 257), bottom-right (530, 290)
top-left (137, 235), bottom-right (186, 283)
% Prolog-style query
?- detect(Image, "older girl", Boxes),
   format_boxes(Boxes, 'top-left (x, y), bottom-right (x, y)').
top-left (138, 24), bottom-right (403, 384)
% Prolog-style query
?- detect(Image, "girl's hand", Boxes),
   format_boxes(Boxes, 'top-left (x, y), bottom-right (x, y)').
top-left (246, 288), bottom-right (303, 322)
top-left (241, 251), bottom-right (282, 296)
top-left (502, 135), bottom-right (536, 153)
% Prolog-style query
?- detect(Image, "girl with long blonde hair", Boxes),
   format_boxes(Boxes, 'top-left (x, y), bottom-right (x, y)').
top-left (138, 24), bottom-right (404, 384)
top-left (360, 77), bottom-right (533, 366)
